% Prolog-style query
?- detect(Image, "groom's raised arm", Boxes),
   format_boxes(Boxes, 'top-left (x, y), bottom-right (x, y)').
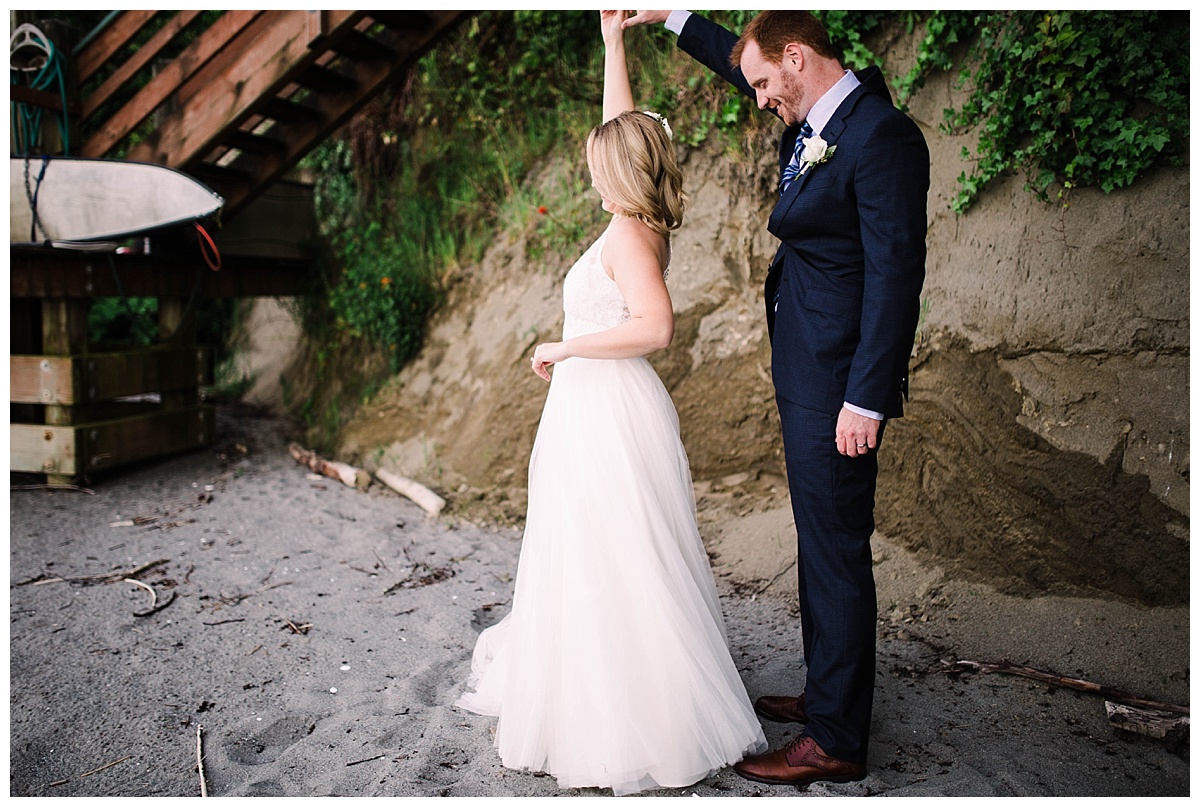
top-left (626, 11), bottom-right (758, 108)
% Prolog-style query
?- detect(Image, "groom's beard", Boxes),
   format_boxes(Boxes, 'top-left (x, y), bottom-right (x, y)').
top-left (776, 67), bottom-right (808, 127)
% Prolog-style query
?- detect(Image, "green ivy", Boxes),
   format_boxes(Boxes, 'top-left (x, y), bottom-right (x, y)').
top-left (693, 11), bottom-right (1187, 214)
top-left (897, 11), bottom-right (1188, 213)
top-left (326, 221), bottom-right (439, 373)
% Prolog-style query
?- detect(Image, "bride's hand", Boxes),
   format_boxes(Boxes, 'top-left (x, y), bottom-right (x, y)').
top-left (531, 342), bottom-right (569, 382)
top-left (622, 10), bottom-right (671, 28)
top-left (599, 10), bottom-right (628, 45)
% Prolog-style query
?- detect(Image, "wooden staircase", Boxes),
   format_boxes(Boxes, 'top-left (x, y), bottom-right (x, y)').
top-left (74, 9), bottom-right (467, 218)
top-left (9, 10), bottom-right (468, 484)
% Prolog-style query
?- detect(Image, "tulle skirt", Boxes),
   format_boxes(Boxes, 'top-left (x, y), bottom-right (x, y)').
top-left (456, 355), bottom-right (766, 795)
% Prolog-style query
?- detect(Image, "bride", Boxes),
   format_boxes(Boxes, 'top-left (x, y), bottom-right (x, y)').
top-left (455, 10), bottom-right (766, 795)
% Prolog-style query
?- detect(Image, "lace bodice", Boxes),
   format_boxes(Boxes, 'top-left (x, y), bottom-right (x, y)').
top-left (561, 225), bottom-right (669, 341)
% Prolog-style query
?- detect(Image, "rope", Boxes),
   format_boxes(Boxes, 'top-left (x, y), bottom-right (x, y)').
top-left (23, 155), bottom-right (49, 242)
top-left (10, 23), bottom-right (71, 156)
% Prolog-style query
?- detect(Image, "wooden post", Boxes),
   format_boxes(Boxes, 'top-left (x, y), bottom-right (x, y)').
top-left (158, 296), bottom-right (199, 410)
top-left (11, 299), bottom-right (42, 425)
top-left (41, 298), bottom-right (90, 484)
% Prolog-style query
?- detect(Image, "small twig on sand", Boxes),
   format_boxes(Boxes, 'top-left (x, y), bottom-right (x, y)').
top-left (346, 754), bottom-right (385, 767)
top-left (126, 578), bottom-right (157, 610)
top-left (283, 618), bottom-right (312, 635)
top-left (196, 725), bottom-right (208, 797)
top-left (949, 659), bottom-right (1190, 715)
top-left (80, 756), bottom-right (132, 777)
top-left (126, 577), bottom-right (177, 617)
top-left (31, 558), bottom-right (169, 586)
top-left (372, 548), bottom-right (391, 573)
top-left (203, 618), bottom-right (245, 626)
top-left (11, 483), bottom-right (95, 494)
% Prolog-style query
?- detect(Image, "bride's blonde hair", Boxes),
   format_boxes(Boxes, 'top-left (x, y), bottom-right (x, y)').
top-left (586, 111), bottom-right (688, 235)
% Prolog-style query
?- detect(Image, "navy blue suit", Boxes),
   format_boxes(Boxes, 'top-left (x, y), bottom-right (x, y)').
top-left (678, 14), bottom-right (928, 763)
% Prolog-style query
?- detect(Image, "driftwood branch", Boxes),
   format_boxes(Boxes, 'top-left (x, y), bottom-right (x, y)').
top-left (1105, 701), bottom-right (1190, 738)
top-left (288, 443), bottom-right (370, 491)
top-left (950, 659), bottom-right (1190, 715)
top-left (375, 468), bottom-right (445, 517)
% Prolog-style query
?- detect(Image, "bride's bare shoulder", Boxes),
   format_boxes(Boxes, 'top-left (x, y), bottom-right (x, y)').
top-left (607, 215), bottom-right (666, 259)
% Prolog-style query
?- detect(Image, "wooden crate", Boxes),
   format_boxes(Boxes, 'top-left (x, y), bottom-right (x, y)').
top-left (9, 345), bottom-right (215, 477)
top-left (11, 405), bottom-right (215, 476)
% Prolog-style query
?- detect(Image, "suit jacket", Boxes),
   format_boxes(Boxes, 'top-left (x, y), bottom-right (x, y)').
top-left (678, 14), bottom-right (929, 419)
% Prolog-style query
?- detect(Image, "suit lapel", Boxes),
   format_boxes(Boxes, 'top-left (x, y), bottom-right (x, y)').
top-left (769, 67), bottom-right (890, 233)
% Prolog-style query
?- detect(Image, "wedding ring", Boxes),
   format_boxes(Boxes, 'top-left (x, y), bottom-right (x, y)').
top-left (856, 443), bottom-right (867, 448)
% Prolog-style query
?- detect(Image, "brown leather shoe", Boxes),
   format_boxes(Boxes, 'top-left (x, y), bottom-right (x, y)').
top-left (753, 693), bottom-right (808, 724)
top-left (734, 735), bottom-right (866, 788)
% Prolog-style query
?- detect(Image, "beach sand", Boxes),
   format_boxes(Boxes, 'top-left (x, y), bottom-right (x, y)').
top-left (9, 407), bottom-right (1189, 797)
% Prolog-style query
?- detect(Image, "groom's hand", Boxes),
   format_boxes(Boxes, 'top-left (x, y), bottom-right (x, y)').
top-left (836, 406), bottom-right (880, 458)
top-left (623, 10), bottom-right (671, 28)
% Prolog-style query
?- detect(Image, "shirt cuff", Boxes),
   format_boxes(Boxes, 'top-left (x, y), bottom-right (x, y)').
top-left (665, 10), bottom-right (691, 35)
top-left (844, 401), bottom-right (884, 421)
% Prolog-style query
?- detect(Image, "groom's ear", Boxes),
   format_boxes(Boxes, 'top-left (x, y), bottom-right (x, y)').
top-left (782, 42), bottom-right (804, 72)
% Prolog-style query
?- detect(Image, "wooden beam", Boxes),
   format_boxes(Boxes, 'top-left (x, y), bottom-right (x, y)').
top-left (11, 347), bottom-right (213, 405)
top-left (11, 405), bottom-right (216, 476)
top-left (9, 84), bottom-right (81, 116)
top-left (123, 10), bottom-right (367, 168)
top-left (81, 10), bottom-right (265, 158)
top-left (211, 11), bottom-right (468, 216)
top-left (10, 248), bottom-right (318, 299)
top-left (82, 10), bottom-right (202, 118)
top-left (74, 10), bottom-right (159, 84)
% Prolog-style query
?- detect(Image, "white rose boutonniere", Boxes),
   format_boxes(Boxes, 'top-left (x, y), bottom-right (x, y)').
top-left (799, 134), bottom-right (836, 176)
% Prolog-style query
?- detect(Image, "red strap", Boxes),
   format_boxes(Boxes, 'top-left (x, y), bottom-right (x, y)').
top-left (195, 221), bottom-right (221, 271)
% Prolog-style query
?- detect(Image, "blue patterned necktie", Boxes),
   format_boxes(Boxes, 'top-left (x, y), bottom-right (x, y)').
top-left (779, 121), bottom-right (814, 195)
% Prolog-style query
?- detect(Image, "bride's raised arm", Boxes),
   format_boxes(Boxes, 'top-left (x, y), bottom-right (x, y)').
top-left (600, 10), bottom-right (634, 122)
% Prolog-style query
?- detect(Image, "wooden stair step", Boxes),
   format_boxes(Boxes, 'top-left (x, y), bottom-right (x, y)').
top-left (329, 28), bottom-right (397, 62)
top-left (187, 161), bottom-right (254, 189)
top-left (221, 129), bottom-right (287, 156)
top-left (295, 63), bottom-right (359, 94)
top-left (367, 10), bottom-right (435, 31)
top-left (259, 97), bottom-right (325, 126)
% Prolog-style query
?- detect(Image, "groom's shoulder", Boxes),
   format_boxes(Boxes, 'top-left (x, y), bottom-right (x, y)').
top-left (850, 90), bottom-right (924, 140)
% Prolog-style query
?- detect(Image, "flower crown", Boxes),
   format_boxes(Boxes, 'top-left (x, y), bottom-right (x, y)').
top-left (641, 110), bottom-right (673, 140)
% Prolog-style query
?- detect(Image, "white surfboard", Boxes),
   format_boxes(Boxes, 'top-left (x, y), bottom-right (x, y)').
top-left (10, 156), bottom-right (224, 245)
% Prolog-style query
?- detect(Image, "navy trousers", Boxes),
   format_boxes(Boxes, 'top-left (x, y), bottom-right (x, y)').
top-left (776, 396), bottom-right (883, 764)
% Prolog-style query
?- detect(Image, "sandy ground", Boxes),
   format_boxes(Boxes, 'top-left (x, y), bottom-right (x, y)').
top-left (8, 407), bottom-right (1190, 797)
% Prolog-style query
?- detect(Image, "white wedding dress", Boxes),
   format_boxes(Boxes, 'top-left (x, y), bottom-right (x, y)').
top-left (456, 224), bottom-right (766, 795)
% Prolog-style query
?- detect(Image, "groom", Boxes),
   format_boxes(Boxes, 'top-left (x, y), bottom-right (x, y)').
top-left (625, 10), bottom-right (929, 787)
